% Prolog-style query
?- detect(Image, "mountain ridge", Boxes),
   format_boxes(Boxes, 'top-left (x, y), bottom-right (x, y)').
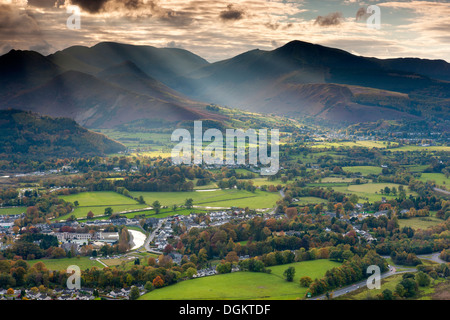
top-left (1, 40), bottom-right (449, 127)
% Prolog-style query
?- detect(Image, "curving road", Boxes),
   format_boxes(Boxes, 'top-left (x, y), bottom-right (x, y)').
top-left (311, 266), bottom-right (418, 300)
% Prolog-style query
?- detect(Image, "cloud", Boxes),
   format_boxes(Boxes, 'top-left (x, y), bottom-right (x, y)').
top-left (314, 12), bottom-right (344, 27)
top-left (166, 40), bottom-right (183, 49)
top-left (69, 0), bottom-right (109, 13)
top-left (0, 3), bottom-right (55, 55)
top-left (219, 4), bottom-right (245, 21)
top-left (0, 4), bottom-right (41, 34)
top-left (27, 0), bottom-right (60, 8)
top-left (355, 7), bottom-right (370, 22)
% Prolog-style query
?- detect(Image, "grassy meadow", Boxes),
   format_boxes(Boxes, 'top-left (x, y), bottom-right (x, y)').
top-left (140, 259), bottom-right (341, 300)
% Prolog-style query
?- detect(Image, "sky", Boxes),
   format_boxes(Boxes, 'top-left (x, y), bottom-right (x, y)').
top-left (1, 0), bottom-right (449, 62)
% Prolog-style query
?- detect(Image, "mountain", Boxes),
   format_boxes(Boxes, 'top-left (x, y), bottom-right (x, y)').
top-left (48, 42), bottom-right (210, 86)
top-left (0, 50), bottom-right (64, 100)
top-left (4, 70), bottom-right (213, 128)
top-left (0, 46), bottom-right (222, 128)
top-left (95, 60), bottom-right (203, 108)
top-left (0, 40), bottom-right (449, 127)
top-left (171, 40), bottom-right (450, 124)
top-left (0, 109), bottom-right (125, 160)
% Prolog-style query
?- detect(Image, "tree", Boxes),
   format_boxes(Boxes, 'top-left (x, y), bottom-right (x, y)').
top-left (299, 276), bottom-right (313, 287)
top-left (216, 262), bottom-right (232, 274)
top-left (285, 207), bottom-right (298, 219)
top-left (129, 286), bottom-right (140, 300)
top-left (381, 289), bottom-right (394, 300)
top-left (152, 201), bottom-right (161, 214)
top-left (7, 288), bottom-right (14, 295)
top-left (283, 266), bottom-right (295, 282)
top-left (104, 207), bottom-right (113, 216)
top-left (416, 272), bottom-right (431, 287)
top-left (185, 198), bottom-right (194, 209)
top-left (137, 195), bottom-right (145, 204)
top-left (87, 211), bottom-right (94, 219)
top-left (152, 276), bottom-right (164, 288)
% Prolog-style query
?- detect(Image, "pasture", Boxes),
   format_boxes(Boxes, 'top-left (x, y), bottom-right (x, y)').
top-left (0, 206), bottom-right (26, 215)
top-left (332, 183), bottom-right (416, 203)
top-left (397, 216), bottom-right (443, 230)
top-left (140, 259), bottom-right (341, 300)
top-left (343, 166), bottom-right (383, 175)
top-left (130, 189), bottom-right (281, 210)
top-left (57, 191), bottom-right (148, 220)
top-left (29, 257), bottom-right (103, 271)
top-left (416, 173), bottom-right (449, 187)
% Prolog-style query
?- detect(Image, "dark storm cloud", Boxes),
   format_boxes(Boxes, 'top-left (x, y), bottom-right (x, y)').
top-left (66, 0), bottom-right (192, 25)
top-left (314, 12), bottom-right (344, 27)
top-left (27, 0), bottom-right (59, 8)
top-left (70, 0), bottom-right (109, 13)
top-left (219, 4), bottom-right (245, 21)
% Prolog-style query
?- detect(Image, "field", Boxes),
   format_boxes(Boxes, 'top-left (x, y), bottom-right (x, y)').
top-left (130, 189), bottom-right (281, 210)
top-left (309, 141), bottom-right (394, 149)
top-left (321, 177), bottom-right (354, 183)
top-left (60, 191), bottom-right (139, 206)
top-left (0, 206), bottom-right (26, 215)
top-left (140, 259), bottom-right (341, 300)
top-left (390, 145), bottom-right (450, 152)
top-left (29, 257), bottom-right (104, 271)
top-left (342, 166), bottom-right (383, 175)
top-left (416, 173), bottom-right (449, 187)
top-left (331, 183), bottom-right (416, 203)
top-left (397, 216), bottom-right (443, 230)
top-left (295, 197), bottom-right (327, 205)
top-left (57, 191), bottom-right (148, 220)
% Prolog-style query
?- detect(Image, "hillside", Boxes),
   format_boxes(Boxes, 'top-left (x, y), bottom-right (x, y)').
top-left (0, 45), bottom-right (220, 128)
top-left (171, 40), bottom-right (450, 124)
top-left (0, 40), bottom-right (449, 127)
top-left (0, 109), bottom-right (126, 159)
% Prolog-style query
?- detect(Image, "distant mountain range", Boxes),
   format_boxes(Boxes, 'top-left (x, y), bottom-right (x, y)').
top-left (1, 40), bottom-right (449, 127)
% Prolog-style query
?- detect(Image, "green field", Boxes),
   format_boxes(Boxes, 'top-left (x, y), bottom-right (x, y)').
top-left (310, 141), bottom-right (393, 149)
top-left (321, 177), bottom-right (354, 183)
top-left (397, 216), bottom-right (443, 230)
top-left (331, 183), bottom-right (416, 203)
top-left (390, 145), bottom-right (450, 152)
top-left (56, 191), bottom-right (148, 220)
top-left (416, 173), bottom-right (449, 187)
top-left (295, 197), bottom-right (327, 205)
top-left (130, 189), bottom-right (281, 210)
top-left (140, 259), bottom-right (341, 300)
top-left (29, 257), bottom-right (104, 271)
top-left (60, 191), bottom-right (139, 206)
top-left (343, 166), bottom-right (383, 175)
top-left (0, 206), bottom-right (26, 215)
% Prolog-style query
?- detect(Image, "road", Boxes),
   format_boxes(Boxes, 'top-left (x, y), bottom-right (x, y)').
top-left (312, 251), bottom-right (449, 300)
top-left (311, 266), bottom-right (417, 300)
top-left (144, 219), bottom-right (164, 254)
top-left (433, 187), bottom-right (450, 196)
top-left (417, 252), bottom-right (447, 264)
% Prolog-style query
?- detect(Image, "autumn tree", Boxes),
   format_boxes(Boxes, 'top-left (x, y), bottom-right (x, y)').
top-left (299, 276), bottom-right (313, 287)
top-left (87, 211), bottom-right (94, 219)
top-left (152, 276), bottom-right (164, 288)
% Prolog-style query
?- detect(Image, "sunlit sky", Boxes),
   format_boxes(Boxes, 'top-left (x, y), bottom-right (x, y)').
top-left (1, 0), bottom-right (449, 62)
